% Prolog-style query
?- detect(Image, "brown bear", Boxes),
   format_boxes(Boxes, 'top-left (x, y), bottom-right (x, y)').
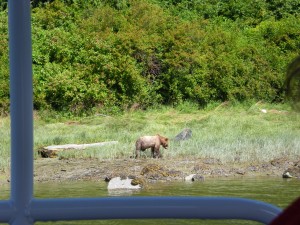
top-left (135, 134), bottom-right (169, 159)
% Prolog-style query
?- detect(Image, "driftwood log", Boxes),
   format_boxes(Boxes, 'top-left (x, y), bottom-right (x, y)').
top-left (38, 141), bottom-right (118, 158)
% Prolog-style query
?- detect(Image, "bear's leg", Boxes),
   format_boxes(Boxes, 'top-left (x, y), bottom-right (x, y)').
top-left (157, 151), bottom-right (162, 158)
top-left (135, 148), bottom-right (141, 158)
top-left (151, 147), bottom-right (155, 158)
top-left (135, 141), bottom-right (142, 159)
top-left (154, 150), bottom-right (162, 158)
top-left (153, 149), bottom-right (160, 158)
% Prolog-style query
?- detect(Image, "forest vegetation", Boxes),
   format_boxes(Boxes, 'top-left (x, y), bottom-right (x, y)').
top-left (0, 0), bottom-right (300, 116)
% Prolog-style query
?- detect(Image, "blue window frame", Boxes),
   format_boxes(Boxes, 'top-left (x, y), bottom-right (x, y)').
top-left (0, 1), bottom-right (281, 224)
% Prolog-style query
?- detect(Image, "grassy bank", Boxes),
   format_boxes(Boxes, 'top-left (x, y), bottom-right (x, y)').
top-left (0, 102), bottom-right (299, 173)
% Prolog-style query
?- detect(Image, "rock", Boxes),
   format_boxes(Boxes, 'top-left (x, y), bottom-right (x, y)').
top-left (131, 177), bottom-right (147, 187)
top-left (185, 174), bottom-right (196, 181)
top-left (104, 176), bottom-right (111, 182)
top-left (185, 174), bottom-right (204, 182)
top-left (107, 177), bottom-right (141, 190)
top-left (193, 174), bottom-right (205, 181)
top-left (38, 149), bottom-right (58, 158)
top-left (141, 164), bottom-right (167, 177)
top-left (236, 170), bottom-right (245, 175)
top-left (141, 164), bottom-right (182, 180)
top-left (282, 172), bottom-right (293, 178)
top-left (282, 162), bottom-right (300, 178)
top-left (174, 128), bottom-right (192, 141)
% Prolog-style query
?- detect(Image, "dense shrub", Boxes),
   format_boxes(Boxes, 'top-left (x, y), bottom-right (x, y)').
top-left (0, 10), bottom-right (8, 115)
top-left (0, 0), bottom-right (300, 115)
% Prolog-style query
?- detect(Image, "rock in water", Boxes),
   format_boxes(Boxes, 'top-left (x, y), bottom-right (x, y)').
top-left (185, 174), bottom-right (196, 181)
top-left (282, 172), bottom-right (293, 178)
top-left (107, 177), bottom-right (141, 190)
top-left (282, 161), bottom-right (300, 178)
top-left (185, 174), bottom-right (204, 182)
top-left (174, 128), bottom-right (192, 141)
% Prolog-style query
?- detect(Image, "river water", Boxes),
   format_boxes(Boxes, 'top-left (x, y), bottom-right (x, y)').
top-left (1, 177), bottom-right (299, 224)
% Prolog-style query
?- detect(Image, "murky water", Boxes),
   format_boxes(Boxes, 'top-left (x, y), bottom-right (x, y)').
top-left (1, 177), bottom-right (299, 224)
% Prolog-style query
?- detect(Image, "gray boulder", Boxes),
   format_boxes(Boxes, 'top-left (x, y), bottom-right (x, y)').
top-left (174, 128), bottom-right (192, 141)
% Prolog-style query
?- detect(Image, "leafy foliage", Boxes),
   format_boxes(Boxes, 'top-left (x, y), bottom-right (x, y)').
top-left (0, 0), bottom-right (300, 115)
top-left (0, 10), bottom-right (8, 115)
top-left (286, 55), bottom-right (300, 110)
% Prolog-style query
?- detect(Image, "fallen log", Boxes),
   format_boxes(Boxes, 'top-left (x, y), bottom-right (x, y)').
top-left (38, 141), bottom-right (118, 158)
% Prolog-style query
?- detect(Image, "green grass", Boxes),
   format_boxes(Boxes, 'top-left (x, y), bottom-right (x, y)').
top-left (0, 117), bottom-right (10, 173)
top-left (0, 102), bottom-right (299, 172)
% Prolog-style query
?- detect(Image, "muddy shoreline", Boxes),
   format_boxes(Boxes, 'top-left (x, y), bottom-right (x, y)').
top-left (23, 157), bottom-right (296, 183)
top-left (1, 157), bottom-right (295, 184)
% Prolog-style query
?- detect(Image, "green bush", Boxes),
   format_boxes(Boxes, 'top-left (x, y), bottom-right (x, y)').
top-left (0, 0), bottom-right (300, 115)
top-left (0, 10), bottom-right (8, 115)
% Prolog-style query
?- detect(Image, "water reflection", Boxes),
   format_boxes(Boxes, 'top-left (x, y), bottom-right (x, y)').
top-left (107, 189), bottom-right (141, 196)
top-left (31, 177), bottom-right (300, 208)
top-left (1, 177), bottom-right (299, 224)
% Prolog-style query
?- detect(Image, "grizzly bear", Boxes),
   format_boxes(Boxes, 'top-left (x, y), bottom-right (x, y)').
top-left (135, 134), bottom-right (169, 159)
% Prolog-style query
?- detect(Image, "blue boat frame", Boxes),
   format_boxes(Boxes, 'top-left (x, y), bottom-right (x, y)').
top-left (0, 1), bottom-right (282, 224)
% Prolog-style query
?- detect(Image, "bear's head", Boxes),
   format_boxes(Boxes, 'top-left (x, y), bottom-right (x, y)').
top-left (158, 135), bottom-right (169, 149)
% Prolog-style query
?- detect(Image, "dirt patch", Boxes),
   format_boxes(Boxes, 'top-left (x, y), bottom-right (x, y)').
top-left (25, 156), bottom-right (296, 183)
top-left (1, 157), bottom-right (296, 184)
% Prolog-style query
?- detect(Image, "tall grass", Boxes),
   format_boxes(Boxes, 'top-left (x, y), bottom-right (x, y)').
top-left (0, 117), bottom-right (10, 173)
top-left (0, 102), bottom-right (299, 172)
